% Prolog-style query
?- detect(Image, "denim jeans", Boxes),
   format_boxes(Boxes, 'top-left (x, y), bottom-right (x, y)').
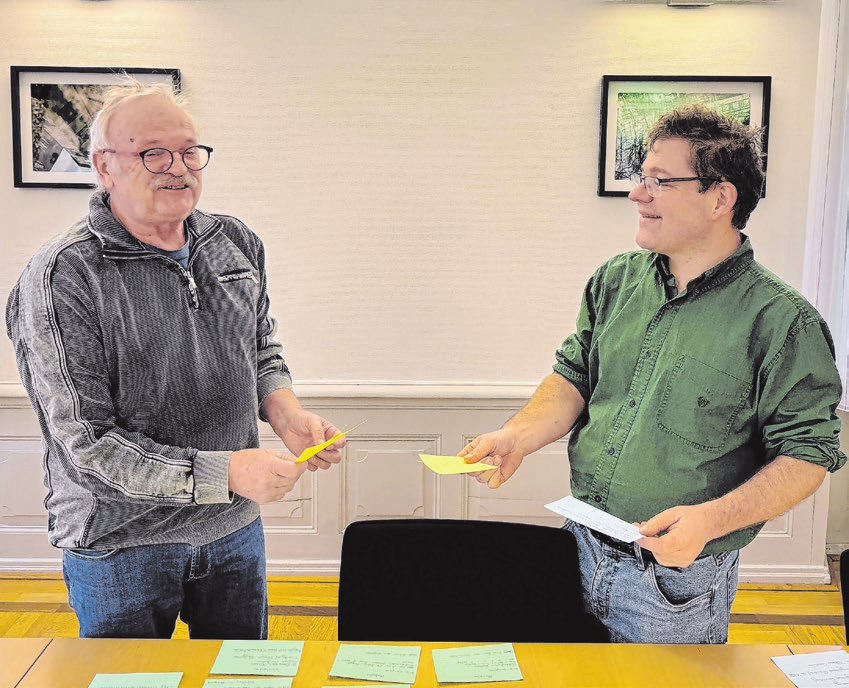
top-left (563, 519), bottom-right (739, 643)
top-left (62, 516), bottom-right (268, 639)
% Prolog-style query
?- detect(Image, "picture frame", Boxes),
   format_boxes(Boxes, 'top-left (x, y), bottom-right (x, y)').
top-left (10, 66), bottom-right (181, 189)
top-left (598, 75), bottom-right (771, 197)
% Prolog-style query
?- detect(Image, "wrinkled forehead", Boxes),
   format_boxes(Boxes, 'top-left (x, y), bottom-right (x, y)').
top-left (106, 94), bottom-right (198, 148)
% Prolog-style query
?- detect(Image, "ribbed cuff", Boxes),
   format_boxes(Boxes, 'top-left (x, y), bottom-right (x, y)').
top-left (257, 372), bottom-right (293, 421)
top-left (193, 451), bottom-right (234, 504)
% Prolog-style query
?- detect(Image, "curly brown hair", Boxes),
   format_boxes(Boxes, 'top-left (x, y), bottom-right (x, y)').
top-left (646, 103), bottom-right (765, 230)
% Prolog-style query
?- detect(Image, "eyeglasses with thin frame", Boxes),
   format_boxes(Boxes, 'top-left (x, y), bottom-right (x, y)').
top-left (98, 145), bottom-right (214, 174)
top-left (629, 173), bottom-right (722, 198)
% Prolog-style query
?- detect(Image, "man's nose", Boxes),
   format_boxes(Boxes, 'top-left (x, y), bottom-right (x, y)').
top-left (168, 152), bottom-right (190, 175)
top-left (628, 182), bottom-right (651, 203)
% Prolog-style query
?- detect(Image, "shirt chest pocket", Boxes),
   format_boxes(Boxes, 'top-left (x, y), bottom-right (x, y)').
top-left (186, 265), bottom-right (261, 340)
top-left (656, 355), bottom-right (752, 451)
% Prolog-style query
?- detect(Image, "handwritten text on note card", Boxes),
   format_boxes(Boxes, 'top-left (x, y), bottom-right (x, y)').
top-left (772, 650), bottom-right (849, 687)
top-left (203, 679), bottom-right (293, 688)
top-left (210, 640), bottom-right (304, 676)
top-left (330, 644), bottom-right (421, 684)
top-left (432, 643), bottom-right (523, 683)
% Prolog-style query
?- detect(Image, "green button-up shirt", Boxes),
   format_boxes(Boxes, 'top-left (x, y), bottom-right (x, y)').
top-left (554, 235), bottom-right (846, 554)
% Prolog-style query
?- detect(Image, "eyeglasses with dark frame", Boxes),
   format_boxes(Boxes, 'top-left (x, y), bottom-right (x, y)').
top-left (99, 145), bottom-right (214, 174)
top-left (629, 173), bottom-right (722, 198)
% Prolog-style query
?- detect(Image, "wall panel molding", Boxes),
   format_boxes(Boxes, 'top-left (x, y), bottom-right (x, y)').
top-left (0, 392), bottom-right (834, 582)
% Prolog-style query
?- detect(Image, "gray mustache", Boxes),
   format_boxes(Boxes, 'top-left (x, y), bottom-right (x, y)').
top-left (151, 175), bottom-right (199, 190)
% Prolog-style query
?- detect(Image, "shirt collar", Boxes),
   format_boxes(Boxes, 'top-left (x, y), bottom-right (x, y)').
top-left (653, 233), bottom-right (755, 294)
top-left (86, 190), bottom-right (219, 253)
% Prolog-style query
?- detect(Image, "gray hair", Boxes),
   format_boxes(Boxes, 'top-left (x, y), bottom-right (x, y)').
top-left (89, 76), bottom-right (196, 168)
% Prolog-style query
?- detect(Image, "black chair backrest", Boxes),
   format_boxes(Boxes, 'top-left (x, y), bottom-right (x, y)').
top-left (841, 549), bottom-right (848, 642)
top-left (337, 518), bottom-right (609, 643)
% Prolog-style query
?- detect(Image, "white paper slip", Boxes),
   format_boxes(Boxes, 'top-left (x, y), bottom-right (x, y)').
top-left (771, 650), bottom-right (849, 687)
top-left (544, 495), bottom-right (642, 543)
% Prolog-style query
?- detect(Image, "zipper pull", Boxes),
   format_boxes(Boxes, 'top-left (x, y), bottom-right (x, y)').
top-left (186, 273), bottom-right (200, 309)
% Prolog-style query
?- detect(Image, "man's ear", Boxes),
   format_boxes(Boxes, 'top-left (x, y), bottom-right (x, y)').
top-left (712, 181), bottom-right (738, 220)
top-left (91, 151), bottom-right (115, 190)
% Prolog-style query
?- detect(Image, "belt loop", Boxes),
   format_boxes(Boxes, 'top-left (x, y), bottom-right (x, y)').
top-left (634, 542), bottom-right (647, 571)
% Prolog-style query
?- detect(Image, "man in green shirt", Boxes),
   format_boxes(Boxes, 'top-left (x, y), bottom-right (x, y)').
top-left (461, 104), bottom-right (846, 643)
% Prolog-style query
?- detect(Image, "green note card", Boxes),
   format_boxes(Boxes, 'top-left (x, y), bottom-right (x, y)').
top-left (210, 640), bottom-right (304, 676)
top-left (330, 644), bottom-right (421, 684)
top-left (203, 679), bottom-right (293, 688)
top-left (87, 673), bottom-right (183, 688)
top-left (432, 643), bottom-right (523, 683)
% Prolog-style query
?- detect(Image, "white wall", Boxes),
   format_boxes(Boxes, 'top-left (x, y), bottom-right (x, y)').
top-left (0, 0), bottom-right (825, 387)
top-left (1, 0), bottom-right (846, 553)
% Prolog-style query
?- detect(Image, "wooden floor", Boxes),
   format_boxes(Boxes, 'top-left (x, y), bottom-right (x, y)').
top-left (0, 556), bottom-right (844, 644)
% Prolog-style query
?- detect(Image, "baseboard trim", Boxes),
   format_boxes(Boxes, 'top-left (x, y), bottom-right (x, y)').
top-left (0, 558), bottom-right (62, 572)
top-left (266, 559), bottom-right (341, 576)
top-left (738, 563), bottom-right (832, 584)
top-left (0, 557), bottom-right (342, 576)
top-left (0, 557), bottom-right (836, 583)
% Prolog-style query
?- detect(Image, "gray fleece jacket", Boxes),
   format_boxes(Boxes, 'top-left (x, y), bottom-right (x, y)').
top-left (6, 191), bottom-right (292, 549)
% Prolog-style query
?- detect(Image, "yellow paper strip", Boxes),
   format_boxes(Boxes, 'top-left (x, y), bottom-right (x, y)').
top-left (295, 420), bottom-right (367, 463)
top-left (419, 454), bottom-right (498, 475)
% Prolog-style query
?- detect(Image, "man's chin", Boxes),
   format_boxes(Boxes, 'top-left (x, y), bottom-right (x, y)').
top-left (634, 231), bottom-right (656, 252)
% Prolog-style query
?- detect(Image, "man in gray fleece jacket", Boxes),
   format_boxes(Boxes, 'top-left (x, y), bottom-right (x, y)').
top-left (5, 79), bottom-right (343, 639)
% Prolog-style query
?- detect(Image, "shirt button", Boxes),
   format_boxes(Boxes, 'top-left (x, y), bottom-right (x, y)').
top-left (629, 400), bottom-right (636, 408)
top-left (594, 495), bottom-right (602, 503)
top-left (607, 447), bottom-right (615, 455)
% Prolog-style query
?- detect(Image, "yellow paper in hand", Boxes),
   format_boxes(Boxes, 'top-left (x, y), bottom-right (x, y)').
top-left (296, 420), bottom-right (366, 463)
top-left (419, 454), bottom-right (498, 475)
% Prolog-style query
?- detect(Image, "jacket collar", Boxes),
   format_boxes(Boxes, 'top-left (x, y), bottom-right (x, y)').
top-left (86, 190), bottom-right (221, 254)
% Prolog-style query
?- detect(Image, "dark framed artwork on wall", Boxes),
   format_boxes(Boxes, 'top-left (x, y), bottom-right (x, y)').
top-left (10, 66), bottom-right (181, 189)
top-left (597, 75), bottom-right (771, 197)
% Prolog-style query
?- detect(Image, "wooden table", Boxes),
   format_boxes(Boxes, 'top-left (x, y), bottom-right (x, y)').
top-left (0, 638), bottom-right (50, 688)
top-left (8, 638), bottom-right (845, 687)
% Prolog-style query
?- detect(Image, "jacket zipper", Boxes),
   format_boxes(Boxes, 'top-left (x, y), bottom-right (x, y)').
top-left (183, 270), bottom-right (200, 309)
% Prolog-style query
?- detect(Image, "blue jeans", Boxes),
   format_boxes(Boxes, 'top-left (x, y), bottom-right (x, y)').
top-left (563, 519), bottom-right (739, 643)
top-left (62, 516), bottom-right (268, 639)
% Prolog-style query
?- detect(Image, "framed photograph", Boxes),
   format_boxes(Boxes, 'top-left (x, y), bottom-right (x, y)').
top-left (11, 66), bottom-right (181, 189)
top-left (598, 75), bottom-right (771, 197)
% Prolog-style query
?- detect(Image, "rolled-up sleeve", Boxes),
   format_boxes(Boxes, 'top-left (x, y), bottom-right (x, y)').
top-left (553, 270), bottom-right (600, 402)
top-left (760, 318), bottom-right (846, 472)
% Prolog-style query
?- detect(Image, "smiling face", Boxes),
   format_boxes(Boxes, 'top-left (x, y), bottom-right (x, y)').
top-left (93, 94), bottom-right (202, 240)
top-left (628, 137), bottom-right (719, 260)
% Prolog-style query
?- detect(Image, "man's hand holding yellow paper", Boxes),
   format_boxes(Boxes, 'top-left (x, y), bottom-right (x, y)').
top-left (459, 429), bottom-right (526, 488)
top-left (295, 420), bottom-right (368, 466)
top-left (261, 389), bottom-right (349, 472)
top-left (419, 454), bottom-right (498, 475)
